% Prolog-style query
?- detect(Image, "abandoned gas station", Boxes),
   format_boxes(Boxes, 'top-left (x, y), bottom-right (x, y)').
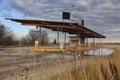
top-left (6, 12), bottom-right (105, 53)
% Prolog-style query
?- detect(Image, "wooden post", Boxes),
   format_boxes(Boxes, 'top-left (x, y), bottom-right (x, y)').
top-left (93, 38), bottom-right (95, 47)
top-left (57, 28), bottom-right (59, 43)
top-left (101, 38), bottom-right (103, 45)
top-left (77, 35), bottom-right (80, 47)
top-left (86, 38), bottom-right (88, 47)
top-left (39, 27), bottom-right (42, 45)
top-left (78, 36), bottom-right (81, 47)
top-left (100, 38), bottom-right (101, 45)
top-left (64, 32), bottom-right (66, 47)
top-left (99, 38), bottom-right (100, 45)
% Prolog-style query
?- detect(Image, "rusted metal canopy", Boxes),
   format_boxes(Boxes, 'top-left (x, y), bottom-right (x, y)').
top-left (6, 18), bottom-right (105, 38)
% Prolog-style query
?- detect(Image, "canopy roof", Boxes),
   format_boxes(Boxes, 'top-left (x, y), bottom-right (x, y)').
top-left (6, 18), bottom-right (105, 38)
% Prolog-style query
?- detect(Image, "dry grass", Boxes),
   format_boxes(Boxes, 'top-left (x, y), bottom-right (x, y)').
top-left (2, 46), bottom-right (120, 80)
top-left (48, 47), bottom-right (120, 80)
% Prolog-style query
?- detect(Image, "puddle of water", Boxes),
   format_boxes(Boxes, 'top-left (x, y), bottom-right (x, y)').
top-left (66, 48), bottom-right (114, 56)
top-left (43, 48), bottom-right (114, 60)
top-left (84, 48), bottom-right (113, 56)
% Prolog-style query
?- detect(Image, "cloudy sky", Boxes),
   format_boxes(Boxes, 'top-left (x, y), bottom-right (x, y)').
top-left (0, 0), bottom-right (120, 42)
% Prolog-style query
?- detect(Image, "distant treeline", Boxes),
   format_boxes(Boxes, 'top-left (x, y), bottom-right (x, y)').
top-left (102, 43), bottom-right (120, 45)
top-left (0, 23), bottom-right (16, 46)
top-left (0, 23), bottom-right (49, 47)
top-left (20, 30), bottom-right (49, 46)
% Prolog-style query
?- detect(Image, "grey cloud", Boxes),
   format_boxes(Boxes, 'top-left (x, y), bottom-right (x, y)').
top-left (110, 0), bottom-right (120, 5)
top-left (8, 0), bottom-right (92, 19)
top-left (8, 0), bottom-right (64, 20)
top-left (6, 0), bottom-right (120, 24)
top-left (0, 0), bottom-right (13, 17)
top-left (1, 0), bottom-right (120, 42)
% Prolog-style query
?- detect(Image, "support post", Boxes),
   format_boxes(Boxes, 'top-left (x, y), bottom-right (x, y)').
top-left (101, 38), bottom-right (103, 45)
top-left (86, 38), bottom-right (88, 47)
top-left (93, 38), bottom-right (95, 47)
top-left (57, 28), bottom-right (59, 43)
top-left (99, 38), bottom-right (100, 45)
top-left (64, 32), bottom-right (66, 47)
top-left (39, 27), bottom-right (42, 45)
top-left (99, 38), bottom-right (102, 45)
top-left (76, 35), bottom-right (80, 47)
top-left (78, 35), bottom-right (81, 47)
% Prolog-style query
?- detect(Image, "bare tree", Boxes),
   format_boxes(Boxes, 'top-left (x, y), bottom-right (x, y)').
top-left (23, 30), bottom-right (49, 45)
top-left (27, 30), bottom-right (38, 45)
top-left (20, 37), bottom-right (28, 46)
top-left (40, 30), bottom-right (49, 45)
top-left (0, 23), bottom-right (14, 46)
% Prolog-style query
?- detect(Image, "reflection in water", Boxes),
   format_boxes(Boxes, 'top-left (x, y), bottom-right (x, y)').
top-left (41, 48), bottom-right (113, 60)
top-left (84, 48), bottom-right (113, 56)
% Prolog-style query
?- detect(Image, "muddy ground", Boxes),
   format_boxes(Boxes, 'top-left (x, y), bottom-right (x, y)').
top-left (0, 45), bottom-right (119, 80)
top-left (0, 47), bottom-right (75, 80)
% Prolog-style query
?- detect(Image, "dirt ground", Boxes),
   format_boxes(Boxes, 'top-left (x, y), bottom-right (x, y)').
top-left (0, 47), bottom-right (75, 80)
top-left (0, 45), bottom-right (119, 80)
